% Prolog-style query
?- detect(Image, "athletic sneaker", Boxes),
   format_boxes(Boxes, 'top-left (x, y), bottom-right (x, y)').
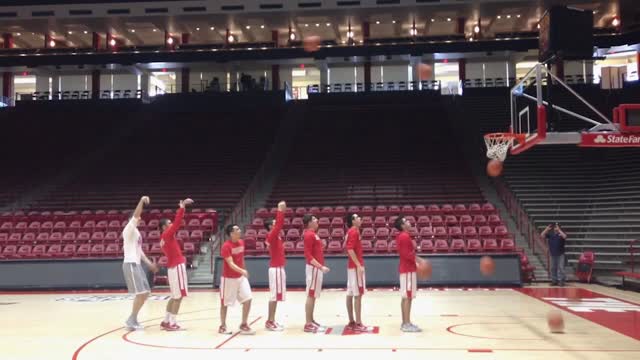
top-left (265, 320), bottom-right (284, 331)
top-left (164, 324), bottom-right (181, 331)
top-left (353, 323), bottom-right (372, 332)
top-left (125, 318), bottom-right (144, 331)
top-left (239, 323), bottom-right (256, 335)
top-left (401, 323), bottom-right (421, 332)
top-left (345, 321), bottom-right (356, 331)
top-left (312, 320), bottom-right (327, 332)
top-left (218, 325), bottom-right (232, 335)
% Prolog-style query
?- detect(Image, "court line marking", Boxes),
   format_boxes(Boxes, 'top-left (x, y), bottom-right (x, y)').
top-left (214, 317), bottom-right (263, 349)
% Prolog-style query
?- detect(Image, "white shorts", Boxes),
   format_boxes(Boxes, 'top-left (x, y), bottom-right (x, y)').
top-left (347, 268), bottom-right (366, 297)
top-left (167, 263), bottom-right (188, 299)
top-left (399, 272), bottom-right (417, 299)
top-left (306, 264), bottom-right (324, 299)
top-left (220, 276), bottom-right (252, 307)
top-left (268, 267), bottom-right (286, 302)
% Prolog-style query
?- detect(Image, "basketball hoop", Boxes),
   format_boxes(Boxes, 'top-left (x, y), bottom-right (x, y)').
top-left (484, 133), bottom-right (525, 161)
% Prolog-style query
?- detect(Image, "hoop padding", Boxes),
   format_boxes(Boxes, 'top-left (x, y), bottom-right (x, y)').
top-left (484, 133), bottom-right (524, 161)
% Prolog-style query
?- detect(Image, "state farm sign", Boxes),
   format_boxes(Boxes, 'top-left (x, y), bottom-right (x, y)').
top-left (580, 133), bottom-right (640, 147)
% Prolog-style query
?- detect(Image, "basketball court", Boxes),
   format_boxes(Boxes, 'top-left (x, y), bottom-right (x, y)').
top-left (3, 284), bottom-right (640, 360)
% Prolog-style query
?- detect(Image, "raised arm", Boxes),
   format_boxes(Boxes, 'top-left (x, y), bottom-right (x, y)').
top-left (132, 196), bottom-right (150, 220)
top-left (123, 196), bottom-right (149, 240)
top-left (163, 198), bottom-right (193, 239)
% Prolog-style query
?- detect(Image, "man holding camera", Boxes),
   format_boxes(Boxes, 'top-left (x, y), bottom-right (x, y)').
top-left (541, 223), bottom-right (568, 286)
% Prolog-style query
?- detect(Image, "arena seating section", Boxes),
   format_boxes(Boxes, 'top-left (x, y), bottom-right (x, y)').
top-left (245, 94), bottom-right (516, 256)
top-left (0, 98), bottom-right (282, 262)
top-left (0, 209), bottom-right (215, 266)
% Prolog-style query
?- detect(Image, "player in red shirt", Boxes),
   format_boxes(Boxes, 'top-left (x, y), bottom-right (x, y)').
top-left (159, 198), bottom-right (193, 331)
top-left (394, 215), bottom-right (423, 332)
top-left (219, 223), bottom-right (255, 335)
top-left (264, 200), bottom-right (287, 331)
top-left (303, 214), bottom-right (330, 333)
top-left (345, 213), bottom-right (370, 332)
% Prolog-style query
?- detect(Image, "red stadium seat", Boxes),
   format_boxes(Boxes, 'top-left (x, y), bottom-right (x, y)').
top-left (76, 243), bottom-right (92, 257)
top-left (482, 203), bottom-right (497, 214)
top-left (488, 214), bottom-right (503, 226)
top-left (500, 238), bottom-right (516, 252)
top-left (2, 245), bottom-right (18, 258)
top-left (330, 217), bottom-right (344, 229)
top-left (466, 239), bottom-right (482, 252)
top-left (190, 229), bottom-right (205, 242)
top-left (374, 240), bottom-right (388, 253)
top-left (183, 242), bottom-right (196, 255)
top-left (375, 228), bottom-right (389, 241)
top-left (17, 245), bottom-right (33, 258)
top-left (361, 228), bottom-right (375, 241)
top-left (388, 240), bottom-right (398, 252)
top-left (330, 228), bottom-right (345, 241)
top-left (90, 244), bottom-right (105, 257)
top-left (401, 205), bottom-right (414, 215)
top-left (433, 226), bottom-right (448, 240)
top-left (418, 239), bottom-right (434, 253)
top-left (291, 217), bottom-right (304, 229)
top-left (469, 203), bottom-right (482, 215)
top-left (454, 204), bottom-right (467, 215)
top-left (430, 215), bottom-right (444, 227)
top-left (472, 215), bottom-right (487, 226)
top-left (327, 240), bottom-right (342, 253)
top-left (361, 206), bottom-right (374, 217)
top-left (286, 229), bottom-right (301, 242)
top-left (62, 244), bottom-right (77, 257)
top-left (483, 238), bottom-right (499, 252)
top-left (417, 216), bottom-right (430, 228)
top-left (46, 244), bottom-right (63, 258)
top-left (441, 204), bottom-right (454, 214)
top-left (448, 226), bottom-right (463, 239)
top-left (494, 225), bottom-right (509, 239)
top-left (459, 215), bottom-right (473, 227)
top-left (374, 205), bottom-right (388, 216)
top-left (418, 226), bottom-right (433, 240)
top-left (361, 240), bottom-right (373, 253)
top-left (478, 226), bottom-right (493, 239)
top-left (317, 228), bottom-right (330, 241)
top-left (434, 239), bottom-right (449, 253)
top-left (463, 226), bottom-right (478, 239)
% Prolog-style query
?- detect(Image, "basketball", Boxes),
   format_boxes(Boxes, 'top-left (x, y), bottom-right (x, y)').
top-left (547, 310), bottom-right (564, 333)
top-left (303, 36), bottom-right (321, 52)
top-left (479, 255), bottom-right (495, 276)
top-left (486, 159), bottom-right (503, 177)
top-left (418, 63), bottom-right (433, 80)
top-left (416, 258), bottom-right (432, 280)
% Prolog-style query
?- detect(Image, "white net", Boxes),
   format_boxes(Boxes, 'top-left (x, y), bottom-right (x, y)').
top-left (484, 133), bottom-right (516, 161)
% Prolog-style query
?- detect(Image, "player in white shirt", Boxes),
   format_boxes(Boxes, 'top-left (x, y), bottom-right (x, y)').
top-left (122, 196), bottom-right (158, 330)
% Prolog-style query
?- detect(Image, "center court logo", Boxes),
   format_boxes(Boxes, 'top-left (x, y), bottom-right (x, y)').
top-left (56, 294), bottom-right (171, 302)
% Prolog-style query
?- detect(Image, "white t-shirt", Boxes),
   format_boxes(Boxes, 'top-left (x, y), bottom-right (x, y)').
top-left (122, 217), bottom-right (143, 264)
